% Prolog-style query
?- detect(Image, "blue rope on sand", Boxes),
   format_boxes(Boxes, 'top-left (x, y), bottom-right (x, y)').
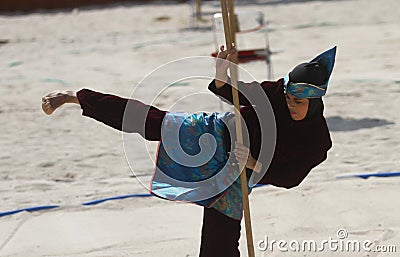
top-left (82, 193), bottom-right (153, 205)
top-left (1, 171), bottom-right (399, 218)
top-left (0, 193), bottom-right (153, 218)
top-left (0, 205), bottom-right (60, 218)
top-left (336, 171), bottom-right (400, 179)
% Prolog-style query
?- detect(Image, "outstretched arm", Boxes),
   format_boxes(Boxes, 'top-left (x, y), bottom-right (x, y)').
top-left (42, 90), bottom-right (79, 115)
top-left (42, 89), bottom-right (165, 141)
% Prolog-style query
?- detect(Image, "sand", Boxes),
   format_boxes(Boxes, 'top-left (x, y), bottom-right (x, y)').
top-left (0, 0), bottom-right (399, 256)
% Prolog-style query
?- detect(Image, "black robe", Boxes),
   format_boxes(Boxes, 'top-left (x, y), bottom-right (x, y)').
top-left (208, 78), bottom-right (332, 189)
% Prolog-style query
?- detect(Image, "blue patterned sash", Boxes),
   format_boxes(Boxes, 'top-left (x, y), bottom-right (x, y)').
top-left (150, 112), bottom-right (251, 220)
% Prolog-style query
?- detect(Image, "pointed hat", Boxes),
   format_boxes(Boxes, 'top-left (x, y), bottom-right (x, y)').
top-left (284, 46), bottom-right (337, 98)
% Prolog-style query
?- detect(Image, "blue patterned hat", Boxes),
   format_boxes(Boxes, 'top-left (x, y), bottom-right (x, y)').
top-left (284, 46), bottom-right (337, 98)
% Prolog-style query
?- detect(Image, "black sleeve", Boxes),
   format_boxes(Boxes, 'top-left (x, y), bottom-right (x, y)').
top-left (208, 78), bottom-right (263, 106)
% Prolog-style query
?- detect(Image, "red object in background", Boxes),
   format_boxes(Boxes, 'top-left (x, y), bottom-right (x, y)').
top-left (211, 49), bottom-right (267, 63)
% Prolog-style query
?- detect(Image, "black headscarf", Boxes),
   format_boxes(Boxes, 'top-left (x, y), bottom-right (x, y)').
top-left (288, 61), bottom-right (328, 119)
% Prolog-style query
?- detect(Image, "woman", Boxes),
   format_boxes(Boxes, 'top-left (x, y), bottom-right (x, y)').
top-left (42, 46), bottom-right (336, 257)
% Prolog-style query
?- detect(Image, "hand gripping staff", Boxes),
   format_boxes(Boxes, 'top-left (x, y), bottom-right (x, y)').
top-left (219, 0), bottom-right (255, 256)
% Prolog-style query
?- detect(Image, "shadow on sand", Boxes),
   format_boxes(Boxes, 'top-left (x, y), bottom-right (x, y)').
top-left (326, 116), bottom-right (394, 132)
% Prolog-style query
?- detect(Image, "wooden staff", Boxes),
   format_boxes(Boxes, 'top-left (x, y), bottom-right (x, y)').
top-left (219, 0), bottom-right (255, 256)
top-left (195, 0), bottom-right (202, 20)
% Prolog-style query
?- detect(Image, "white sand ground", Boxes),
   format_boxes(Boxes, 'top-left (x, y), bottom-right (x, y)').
top-left (0, 0), bottom-right (399, 256)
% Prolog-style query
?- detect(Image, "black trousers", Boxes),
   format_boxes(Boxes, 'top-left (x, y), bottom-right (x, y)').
top-left (76, 89), bottom-right (242, 257)
top-left (200, 208), bottom-right (241, 257)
